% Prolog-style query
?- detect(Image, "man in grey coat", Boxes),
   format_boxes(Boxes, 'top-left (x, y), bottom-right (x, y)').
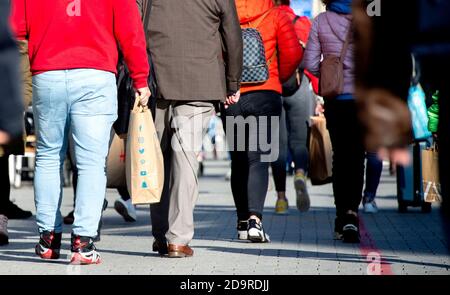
top-left (138, 0), bottom-right (243, 257)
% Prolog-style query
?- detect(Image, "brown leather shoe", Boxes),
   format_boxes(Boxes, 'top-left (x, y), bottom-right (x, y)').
top-left (168, 244), bottom-right (194, 258)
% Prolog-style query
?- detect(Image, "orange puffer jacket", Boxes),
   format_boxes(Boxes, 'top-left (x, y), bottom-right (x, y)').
top-left (236, 0), bottom-right (303, 94)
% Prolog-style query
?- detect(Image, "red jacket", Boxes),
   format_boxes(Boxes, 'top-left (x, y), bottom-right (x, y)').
top-left (10, 0), bottom-right (149, 89)
top-left (236, 0), bottom-right (302, 94)
top-left (278, 5), bottom-right (319, 94)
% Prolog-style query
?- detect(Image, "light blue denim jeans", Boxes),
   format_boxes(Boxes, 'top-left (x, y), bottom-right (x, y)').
top-left (33, 69), bottom-right (117, 237)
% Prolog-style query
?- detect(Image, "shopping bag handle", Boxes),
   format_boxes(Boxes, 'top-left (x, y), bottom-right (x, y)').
top-left (133, 93), bottom-right (148, 113)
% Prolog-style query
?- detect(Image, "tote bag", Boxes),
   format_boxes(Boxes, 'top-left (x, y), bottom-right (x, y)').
top-left (126, 99), bottom-right (164, 204)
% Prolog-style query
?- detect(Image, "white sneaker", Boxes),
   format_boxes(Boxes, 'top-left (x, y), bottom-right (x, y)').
top-left (114, 198), bottom-right (137, 222)
top-left (247, 219), bottom-right (270, 243)
top-left (364, 201), bottom-right (378, 214)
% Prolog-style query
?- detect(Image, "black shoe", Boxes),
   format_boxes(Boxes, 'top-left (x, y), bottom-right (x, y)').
top-left (3, 202), bottom-right (32, 219)
top-left (334, 217), bottom-right (343, 240)
top-left (63, 211), bottom-right (75, 225)
top-left (152, 239), bottom-right (168, 255)
top-left (70, 234), bottom-right (101, 265)
top-left (342, 213), bottom-right (360, 243)
top-left (247, 219), bottom-right (270, 243)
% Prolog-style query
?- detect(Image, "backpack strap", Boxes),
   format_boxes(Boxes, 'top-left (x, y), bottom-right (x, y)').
top-left (293, 15), bottom-right (300, 25)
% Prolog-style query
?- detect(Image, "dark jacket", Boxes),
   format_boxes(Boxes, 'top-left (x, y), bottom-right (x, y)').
top-left (138, 0), bottom-right (243, 101)
top-left (0, 1), bottom-right (23, 144)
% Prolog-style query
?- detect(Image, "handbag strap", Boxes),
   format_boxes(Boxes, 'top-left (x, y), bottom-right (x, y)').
top-left (325, 13), bottom-right (352, 63)
top-left (339, 22), bottom-right (352, 63)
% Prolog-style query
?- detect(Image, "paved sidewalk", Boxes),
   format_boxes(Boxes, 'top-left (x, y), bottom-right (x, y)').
top-left (1, 160), bottom-right (449, 275)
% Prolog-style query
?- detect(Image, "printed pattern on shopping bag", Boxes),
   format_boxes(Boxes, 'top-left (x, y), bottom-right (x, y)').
top-left (137, 124), bottom-right (158, 191)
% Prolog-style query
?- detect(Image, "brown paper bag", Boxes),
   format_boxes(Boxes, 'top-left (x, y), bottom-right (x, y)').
top-left (106, 133), bottom-right (127, 188)
top-left (126, 99), bottom-right (164, 204)
top-left (309, 115), bottom-right (333, 185)
top-left (422, 146), bottom-right (441, 203)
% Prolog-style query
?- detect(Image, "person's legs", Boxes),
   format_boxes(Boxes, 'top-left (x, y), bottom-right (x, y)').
top-left (244, 91), bottom-right (282, 242)
top-left (70, 70), bottom-right (117, 240)
top-left (270, 106), bottom-right (288, 213)
top-left (0, 156), bottom-right (10, 214)
top-left (222, 102), bottom-right (251, 239)
top-left (284, 78), bottom-right (314, 212)
top-left (229, 151), bottom-right (250, 221)
top-left (166, 101), bottom-right (215, 256)
top-left (117, 187), bottom-right (130, 201)
top-left (284, 75), bottom-right (314, 174)
top-left (363, 151), bottom-right (383, 213)
top-left (33, 71), bottom-right (70, 259)
top-left (325, 99), bottom-right (365, 242)
top-left (63, 138), bottom-right (77, 225)
top-left (150, 99), bottom-right (171, 250)
top-left (33, 71), bottom-right (70, 236)
top-left (0, 156), bottom-right (10, 246)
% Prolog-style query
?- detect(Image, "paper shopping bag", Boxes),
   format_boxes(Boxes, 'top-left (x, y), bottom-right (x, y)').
top-left (422, 146), bottom-right (441, 203)
top-left (106, 132), bottom-right (127, 188)
top-left (309, 115), bottom-right (333, 185)
top-left (126, 99), bottom-right (164, 204)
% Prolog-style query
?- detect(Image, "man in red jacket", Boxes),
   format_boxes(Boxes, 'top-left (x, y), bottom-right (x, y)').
top-left (10, 0), bottom-right (150, 265)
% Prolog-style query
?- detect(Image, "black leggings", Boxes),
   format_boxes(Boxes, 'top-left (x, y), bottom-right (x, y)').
top-left (324, 99), bottom-right (365, 216)
top-left (0, 156), bottom-right (10, 214)
top-left (222, 91), bottom-right (282, 220)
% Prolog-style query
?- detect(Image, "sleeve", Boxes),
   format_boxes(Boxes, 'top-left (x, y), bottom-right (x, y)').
top-left (302, 17), bottom-right (321, 76)
top-left (9, 0), bottom-right (27, 40)
top-left (113, 0), bottom-right (149, 89)
top-left (218, 0), bottom-right (243, 94)
top-left (276, 10), bottom-right (303, 83)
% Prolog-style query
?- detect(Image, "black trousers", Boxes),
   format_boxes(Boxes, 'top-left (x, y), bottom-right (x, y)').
top-left (0, 156), bottom-right (10, 214)
top-left (324, 99), bottom-right (366, 216)
top-left (222, 91), bottom-right (282, 220)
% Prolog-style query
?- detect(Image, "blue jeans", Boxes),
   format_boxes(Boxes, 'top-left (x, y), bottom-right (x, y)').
top-left (33, 69), bottom-right (117, 237)
top-left (364, 152), bottom-right (383, 203)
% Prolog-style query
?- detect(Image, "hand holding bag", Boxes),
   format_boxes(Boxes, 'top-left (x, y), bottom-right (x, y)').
top-left (126, 98), bottom-right (164, 204)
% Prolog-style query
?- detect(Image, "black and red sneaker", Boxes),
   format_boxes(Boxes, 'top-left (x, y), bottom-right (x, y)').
top-left (35, 231), bottom-right (62, 259)
top-left (70, 234), bottom-right (101, 265)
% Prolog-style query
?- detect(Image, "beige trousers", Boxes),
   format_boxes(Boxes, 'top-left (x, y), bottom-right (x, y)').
top-left (150, 99), bottom-right (215, 245)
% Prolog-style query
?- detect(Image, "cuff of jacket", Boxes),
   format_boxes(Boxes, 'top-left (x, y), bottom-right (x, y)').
top-left (133, 78), bottom-right (149, 90)
top-left (227, 80), bottom-right (241, 94)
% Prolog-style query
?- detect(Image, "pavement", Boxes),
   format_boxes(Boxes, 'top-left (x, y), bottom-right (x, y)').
top-left (1, 160), bottom-right (449, 275)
